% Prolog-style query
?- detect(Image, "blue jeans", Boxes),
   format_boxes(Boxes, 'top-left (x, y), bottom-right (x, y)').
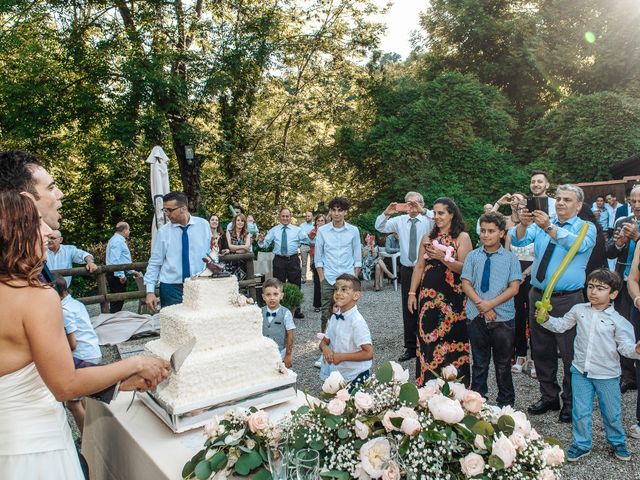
top-left (468, 317), bottom-right (515, 406)
top-left (159, 282), bottom-right (184, 308)
top-left (571, 365), bottom-right (626, 450)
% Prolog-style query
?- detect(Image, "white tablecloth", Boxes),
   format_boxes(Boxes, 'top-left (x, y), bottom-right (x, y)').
top-left (82, 391), bottom-right (307, 480)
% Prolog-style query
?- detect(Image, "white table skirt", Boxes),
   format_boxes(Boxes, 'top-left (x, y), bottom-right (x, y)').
top-left (82, 391), bottom-right (307, 480)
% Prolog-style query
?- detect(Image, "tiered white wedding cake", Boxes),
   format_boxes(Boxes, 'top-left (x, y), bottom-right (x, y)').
top-left (145, 276), bottom-right (295, 420)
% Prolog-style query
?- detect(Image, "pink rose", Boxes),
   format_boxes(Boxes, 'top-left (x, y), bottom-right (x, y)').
top-left (396, 406), bottom-right (419, 421)
top-left (474, 434), bottom-right (487, 450)
top-left (509, 432), bottom-right (527, 451)
top-left (354, 463), bottom-right (371, 480)
top-left (511, 411), bottom-right (532, 436)
top-left (418, 385), bottom-right (438, 406)
top-left (427, 395), bottom-right (465, 424)
top-left (360, 438), bottom-right (392, 479)
top-left (355, 419), bottom-right (370, 440)
top-left (327, 398), bottom-right (346, 415)
top-left (336, 388), bottom-right (350, 402)
top-left (381, 410), bottom-right (399, 432)
top-left (441, 365), bottom-right (458, 381)
top-left (247, 410), bottom-right (269, 433)
top-left (322, 371), bottom-right (345, 394)
top-left (538, 468), bottom-right (556, 480)
top-left (542, 445), bottom-right (564, 467)
top-left (354, 391), bottom-right (374, 412)
top-left (400, 417), bottom-right (421, 436)
top-left (381, 460), bottom-right (401, 480)
top-left (462, 391), bottom-right (485, 413)
top-left (448, 382), bottom-right (468, 401)
top-left (459, 452), bottom-right (485, 477)
top-left (204, 416), bottom-right (222, 438)
top-left (491, 434), bottom-right (517, 468)
top-left (528, 428), bottom-right (541, 441)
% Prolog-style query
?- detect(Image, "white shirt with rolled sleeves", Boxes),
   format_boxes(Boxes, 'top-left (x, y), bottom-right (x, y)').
top-left (47, 244), bottom-right (93, 287)
top-left (374, 213), bottom-right (433, 267)
top-left (314, 222), bottom-right (362, 285)
top-left (325, 305), bottom-right (372, 382)
top-left (542, 302), bottom-right (640, 379)
top-left (143, 215), bottom-right (211, 292)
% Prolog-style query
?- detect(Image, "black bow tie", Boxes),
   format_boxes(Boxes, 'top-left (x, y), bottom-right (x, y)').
top-left (267, 312), bottom-right (277, 317)
top-left (335, 313), bottom-right (345, 320)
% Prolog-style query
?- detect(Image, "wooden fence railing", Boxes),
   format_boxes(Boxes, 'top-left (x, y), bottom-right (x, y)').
top-left (52, 253), bottom-right (258, 314)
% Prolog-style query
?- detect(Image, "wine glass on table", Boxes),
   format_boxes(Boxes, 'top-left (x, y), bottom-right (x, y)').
top-left (295, 449), bottom-right (319, 480)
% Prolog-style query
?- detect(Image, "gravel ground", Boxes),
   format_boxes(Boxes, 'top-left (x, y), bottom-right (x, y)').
top-left (87, 279), bottom-right (640, 479)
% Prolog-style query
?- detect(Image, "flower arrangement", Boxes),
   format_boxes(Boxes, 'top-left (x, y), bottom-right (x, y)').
top-left (182, 407), bottom-right (281, 480)
top-left (185, 361), bottom-right (565, 479)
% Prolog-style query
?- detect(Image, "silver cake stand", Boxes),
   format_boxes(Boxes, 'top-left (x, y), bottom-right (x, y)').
top-left (140, 371), bottom-right (298, 433)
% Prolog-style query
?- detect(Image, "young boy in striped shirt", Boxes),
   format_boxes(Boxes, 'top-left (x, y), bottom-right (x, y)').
top-left (461, 212), bottom-right (522, 406)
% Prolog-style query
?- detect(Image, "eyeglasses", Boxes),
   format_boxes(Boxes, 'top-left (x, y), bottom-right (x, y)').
top-left (163, 206), bottom-right (184, 214)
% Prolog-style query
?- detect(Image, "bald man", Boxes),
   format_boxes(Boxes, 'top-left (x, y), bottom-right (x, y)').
top-left (106, 221), bottom-right (139, 313)
top-left (47, 230), bottom-right (97, 287)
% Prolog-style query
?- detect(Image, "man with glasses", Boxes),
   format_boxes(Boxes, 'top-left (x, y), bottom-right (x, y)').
top-left (144, 191), bottom-right (211, 310)
top-left (46, 230), bottom-right (97, 287)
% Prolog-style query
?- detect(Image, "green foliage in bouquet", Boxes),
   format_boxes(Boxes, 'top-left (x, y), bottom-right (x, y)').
top-left (281, 282), bottom-right (304, 311)
top-left (182, 407), bottom-right (277, 480)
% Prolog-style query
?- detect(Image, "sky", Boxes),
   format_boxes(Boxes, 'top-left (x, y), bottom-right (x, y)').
top-left (375, 1), bottom-right (430, 58)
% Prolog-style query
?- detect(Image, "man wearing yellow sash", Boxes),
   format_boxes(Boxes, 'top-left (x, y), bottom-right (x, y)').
top-left (509, 184), bottom-right (596, 424)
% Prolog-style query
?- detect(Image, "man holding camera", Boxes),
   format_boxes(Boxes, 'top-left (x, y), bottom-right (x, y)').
top-left (375, 192), bottom-right (434, 362)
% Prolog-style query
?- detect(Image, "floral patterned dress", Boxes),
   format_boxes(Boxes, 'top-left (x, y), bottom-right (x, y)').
top-left (416, 233), bottom-right (470, 386)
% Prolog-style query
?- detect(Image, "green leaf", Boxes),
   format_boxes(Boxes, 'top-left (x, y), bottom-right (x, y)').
top-left (441, 383), bottom-right (450, 397)
top-left (182, 459), bottom-right (195, 479)
top-left (296, 405), bottom-right (310, 415)
top-left (497, 415), bottom-right (515, 436)
top-left (294, 432), bottom-right (306, 449)
top-left (259, 445), bottom-right (268, 462)
top-left (471, 420), bottom-right (495, 437)
top-left (320, 470), bottom-right (350, 480)
top-left (253, 467), bottom-right (273, 480)
top-left (376, 361), bottom-right (393, 383)
top-left (209, 451), bottom-right (227, 472)
top-left (234, 451), bottom-right (262, 476)
top-left (247, 450), bottom-right (264, 469)
top-left (309, 439), bottom-right (325, 450)
top-left (324, 415), bottom-right (341, 429)
top-left (421, 429), bottom-right (446, 443)
top-left (337, 428), bottom-right (350, 439)
top-left (461, 415), bottom-right (479, 431)
top-left (390, 417), bottom-right (403, 429)
top-left (399, 383), bottom-right (419, 406)
top-left (398, 437), bottom-right (410, 457)
top-left (488, 455), bottom-right (504, 471)
top-left (543, 436), bottom-right (564, 448)
top-left (195, 460), bottom-right (212, 480)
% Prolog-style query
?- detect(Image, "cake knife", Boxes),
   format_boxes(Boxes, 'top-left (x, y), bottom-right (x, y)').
top-left (170, 337), bottom-right (197, 372)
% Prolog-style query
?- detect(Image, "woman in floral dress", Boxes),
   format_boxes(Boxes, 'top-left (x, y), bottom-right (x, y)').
top-left (408, 198), bottom-right (472, 386)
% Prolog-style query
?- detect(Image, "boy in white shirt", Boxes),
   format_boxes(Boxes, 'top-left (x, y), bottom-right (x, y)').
top-left (319, 274), bottom-right (373, 391)
top-left (538, 268), bottom-right (640, 462)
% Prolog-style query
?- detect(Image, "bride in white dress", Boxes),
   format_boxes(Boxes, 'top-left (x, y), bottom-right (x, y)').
top-left (0, 192), bottom-right (171, 479)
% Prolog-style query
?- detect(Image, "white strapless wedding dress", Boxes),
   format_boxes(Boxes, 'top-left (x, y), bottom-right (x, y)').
top-left (0, 362), bottom-right (84, 479)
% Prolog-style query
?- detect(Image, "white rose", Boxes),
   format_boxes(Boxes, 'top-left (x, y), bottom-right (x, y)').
top-left (459, 452), bottom-right (485, 477)
top-left (418, 385), bottom-right (439, 406)
top-left (509, 432), bottom-right (527, 451)
top-left (538, 467), bottom-right (556, 480)
top-left (360, 438), bottom-right (392, 479)
top-left (381, 410), bottom-right (399, 432)
top-left (400, 417), bottom-right (422, 436)
top-left (491, 434), bottom-right (517, 468)
top-left (441, 365), bottom-right (458, 381)
top-left (528, 428), bottom-right (541, 441)
top-left (336, 388), bottom-right (350, 402)
top-left (355, 419), bottom-right (370, 440)
top-left (382, 460), bottom-right (401, 480)
top-left (245, 438), bottom-right (256, 450)
top-left (353, 463), bottom-right (371, 480)
top-left (396, 406), bottom-right (419, 421)
top-left (474, 434), bottom-right (487, 450)
top-left (322, 371), bottom-right (345, 394)
top-left (425, 378), bottom-right (445, 390)
top-left (498, 405), bottom-right (516, 418)
top-left (354, 391), bottom-right (375, 412)
top-left (204, 416), bottom-right (222, 438)
top-left (511, 411), bottom-right (532, 437)
top-left (247, 410), bottom-right (270, 433)
top-left (327, 398), bottom-right (346, 416)
top-left (448, 382), bottom-right (468, 401)
top-left (542, 445), bottom-right (565, 467)
top-left (428, 395), bottom-right (465, 425)
top-left (462, 391), bottom-right (485, 413)
top-left (389, 361), bottom-right (410, 384)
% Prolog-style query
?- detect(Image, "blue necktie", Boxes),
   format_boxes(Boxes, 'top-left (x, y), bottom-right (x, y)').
top-left (180, 225), bottom-right (191, 280)
top-left (280, 225), bottom-right (288, 255)
top-left (480, 252), bottom-right (494, 293)
top-left (335, 314), bottom-right (345, 321)
top-left (267, 311), bottom-right (277, 318)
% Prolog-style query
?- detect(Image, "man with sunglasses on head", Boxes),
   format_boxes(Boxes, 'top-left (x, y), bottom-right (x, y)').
top-left (144, 191), bottom-right (211, 311)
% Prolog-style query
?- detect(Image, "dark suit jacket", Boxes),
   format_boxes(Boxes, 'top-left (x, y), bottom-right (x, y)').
top-left (606, 215), bottom-right (637, 318)
top-left (616, 204), bottom-right (631, 222)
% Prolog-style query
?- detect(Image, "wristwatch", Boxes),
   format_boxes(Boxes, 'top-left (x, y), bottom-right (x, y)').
top-left (545, 225), bottom-right (554, 233)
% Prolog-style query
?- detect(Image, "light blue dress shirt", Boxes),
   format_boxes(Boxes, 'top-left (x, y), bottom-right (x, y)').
top-left (259, 223), bottom-right (309, 256)
top-left (509, 215), bottom-right (596, 291)
top-left (144, 215), bottom-right (211, 292)
top-left (106, 233), bottom-right (134, 278)
top-left (375, 213), bottom-right (433, 267)
top-left (47, 244), bottom-right (93, 287)
top-left (314, 222), bottom-right (362, 285)
top-left (299, 221), bottom-right (315, 245)
top-left (61, 295), bottom-right (101, 362)
top-left (461, 246), bottom-right (522, 321)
